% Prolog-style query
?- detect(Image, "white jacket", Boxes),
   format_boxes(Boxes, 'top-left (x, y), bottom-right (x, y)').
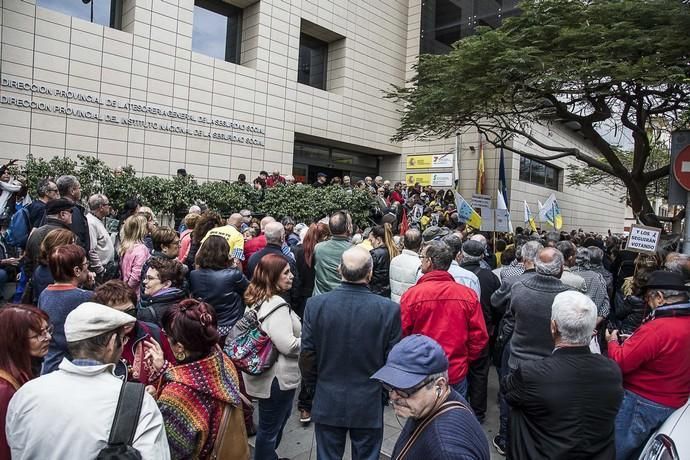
top-left (389, 249), bottom-right (421, 303)
top-left (6, 358), bottom-right (170, 460)
top-left (243, 295), bottom-right (302, 398)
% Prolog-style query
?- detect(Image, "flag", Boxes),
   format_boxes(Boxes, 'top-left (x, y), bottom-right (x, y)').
top-left (523, 200), bottom-right (537, 232)
top-left (476, 142), bottom-right (485, 194)
top-left (498, 146), bottom-right (508, 203)
top-left (454, 191), bottom-right (482, 229)
top-left (539, 193), bottom-right (563, 230)
top-left (497, 187), bottom-right (513, 232)
top-left (399, 208), bottom-right (409, 236)
top-left (537, 200), bottom-right (545, 224)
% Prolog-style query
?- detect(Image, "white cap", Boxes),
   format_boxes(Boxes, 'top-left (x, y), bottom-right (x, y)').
top-left (65, 302), bottom-right (136, 343)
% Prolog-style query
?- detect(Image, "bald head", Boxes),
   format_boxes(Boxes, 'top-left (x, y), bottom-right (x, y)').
top-left (264, 221), bottom-right (285, 245)
top-left (340, 246), bottom-right (373, 283)
top-left (260, 216), bottom-right (275, 231)
top-left (470, 233), bottom-right (487, 248)
top-left (535, 247), bottom-right (564, 277)
top-left (228, 213), bottom-right (243, 228)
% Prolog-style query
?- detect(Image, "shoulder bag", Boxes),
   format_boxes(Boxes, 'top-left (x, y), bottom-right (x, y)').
top-left (96, 381), bottom-right (145, 460)
top-left (223, 301), bottom-right (288, 375)
top-left (395, 400), bottom-right (471, 460)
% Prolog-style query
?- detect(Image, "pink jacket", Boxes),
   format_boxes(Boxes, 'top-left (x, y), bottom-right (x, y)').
top-left (121, 243), bottom-right (150, 293)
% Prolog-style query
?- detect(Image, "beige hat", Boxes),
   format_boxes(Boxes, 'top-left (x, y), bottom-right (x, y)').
top-left (65, 302), bottom-right (136, 343)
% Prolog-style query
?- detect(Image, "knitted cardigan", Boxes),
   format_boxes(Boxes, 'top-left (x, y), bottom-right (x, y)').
top-left (157, 349), bottom-right (242, 460)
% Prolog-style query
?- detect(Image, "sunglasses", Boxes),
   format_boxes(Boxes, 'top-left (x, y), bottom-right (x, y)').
top-left (382, 376), bottom-right (434, 398)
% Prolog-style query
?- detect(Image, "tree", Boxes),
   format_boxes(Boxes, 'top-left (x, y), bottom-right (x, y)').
top-left (389, 0), bottom-right (690, 227)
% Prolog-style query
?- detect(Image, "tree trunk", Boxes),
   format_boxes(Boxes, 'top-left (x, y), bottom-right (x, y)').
top-left (629, 185), bottom-right (662, 228)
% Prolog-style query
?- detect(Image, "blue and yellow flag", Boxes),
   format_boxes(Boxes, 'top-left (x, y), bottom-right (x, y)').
top-left (523, 200), bottom-right (537, 232)
top-left (539, 193), bottom-right (562, 230)
top-left (454, 191), bottom-right (481, 229)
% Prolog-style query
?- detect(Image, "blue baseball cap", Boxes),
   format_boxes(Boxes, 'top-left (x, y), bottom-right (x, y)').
top-left (371, 335), bottom-right (448, 389)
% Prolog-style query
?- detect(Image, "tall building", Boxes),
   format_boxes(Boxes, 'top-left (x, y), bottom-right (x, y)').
top-left (0, 0), bottom-right (626, 231)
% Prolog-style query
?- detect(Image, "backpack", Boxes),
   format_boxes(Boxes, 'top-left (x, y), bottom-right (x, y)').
top-left (96, 382), bottom-right (145, 460)
top-left (5, 207), bottom-right (30, 248)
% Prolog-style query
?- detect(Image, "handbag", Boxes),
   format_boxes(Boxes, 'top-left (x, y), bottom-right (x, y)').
top-left (210, 402), bottom-right (250, 460)
top-left (224, 302), bottom-right (288, 375)
top-left (96, 381), bottom-right (145, 460)
top-left (394, 400), bottom-right (471, 460)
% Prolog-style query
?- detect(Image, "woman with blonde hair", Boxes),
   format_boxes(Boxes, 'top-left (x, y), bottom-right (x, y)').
top-left (119, 214), bottom-right (150, 294)
top-left (178, 213), bottom-right (200, 262)
top-left (241, 254), bottom-right (301, 460)
top-left (368, 223), bottom-right (398, 297)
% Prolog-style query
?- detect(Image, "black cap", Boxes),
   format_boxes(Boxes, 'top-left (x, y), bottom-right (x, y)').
top-left (46, 198), bottom-right (74, 215)
top-left (317, 172), bottom-right (327, 178)
top-left (645, 271), bottom-right (689, 292)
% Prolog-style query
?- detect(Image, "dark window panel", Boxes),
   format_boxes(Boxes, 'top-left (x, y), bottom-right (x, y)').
top-left (519, 156), bottom-right (531, 182)
top-left (298, 34), bottom-right (328, 90)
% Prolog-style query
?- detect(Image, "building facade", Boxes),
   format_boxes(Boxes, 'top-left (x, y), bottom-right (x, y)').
top-left (0, 0), bottom-right (626, 232)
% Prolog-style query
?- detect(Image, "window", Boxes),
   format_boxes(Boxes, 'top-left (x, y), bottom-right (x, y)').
top-left (298, 34), bottom-right (328, 90)
top-left (192, 0), bottom-right (242, 63)
top-left (37, 0), bottom-right (122, 29)
top-left (519, 156), bottom-right (560, 190)
top-left (421, 0), bottom-right (520, 55)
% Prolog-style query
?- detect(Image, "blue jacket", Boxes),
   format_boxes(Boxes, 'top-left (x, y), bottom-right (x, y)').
top-left (300, 282), bottom-right (401, 428)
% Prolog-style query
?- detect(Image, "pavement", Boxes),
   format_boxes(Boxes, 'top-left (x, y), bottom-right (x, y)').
top-left (249, 370), bottom-right (503, 460)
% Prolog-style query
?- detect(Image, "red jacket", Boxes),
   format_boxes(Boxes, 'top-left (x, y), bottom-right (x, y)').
top-left (608, 314), bottom-right (690, 408)
top-left (0, 373), bottom-right (19, 460)
top-left (243, 234), bottom-right (266, 270)
top-left (400, 270), bottom-right (488, 384)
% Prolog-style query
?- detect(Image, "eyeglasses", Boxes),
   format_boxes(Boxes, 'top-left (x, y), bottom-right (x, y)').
top-left (47, 188), bottom-right (58, 193)
top-left (382, 376), bottom-right (434, 399)
top-left (29, 325), bottom-right (54, 341)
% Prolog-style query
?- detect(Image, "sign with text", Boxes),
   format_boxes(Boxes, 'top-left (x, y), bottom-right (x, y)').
top-left (405, 172), bottom-right (453, 187)
top-left (0, 77), bottom-right (266, 146)
top-left (471, 193), bottom-right (491, 209)
top-left (406, 154), bottom-right (454, 169)
top-left (495, 209), bottom-right (511, 232)
top-left (480, 209), bottom-right (495, 232)
top-left (625, 224), bottom-right (661, 254)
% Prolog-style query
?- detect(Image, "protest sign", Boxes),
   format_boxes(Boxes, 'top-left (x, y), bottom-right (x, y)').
top-left (625, 224), bottom-right (661, 254)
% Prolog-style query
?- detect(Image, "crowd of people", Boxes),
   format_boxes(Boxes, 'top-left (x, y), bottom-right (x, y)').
top-left (0, 164), bottom-right (688, 460)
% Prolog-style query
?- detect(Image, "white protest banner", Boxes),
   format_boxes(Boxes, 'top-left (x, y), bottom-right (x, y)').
top-left (625, 224), bottom-right (661, 254)
top-left (471, 193), bottom-right (491, 209)
top-left (495, 209), bottom-right (510, 232)
top-left (480, 209), bottom-right (495, 232)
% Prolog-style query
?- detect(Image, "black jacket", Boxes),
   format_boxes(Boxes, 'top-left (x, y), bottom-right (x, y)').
top-left (23, 217), bottom-right (71, 279)
top-left (190, 267), bottom-right (249, 329)
top-left (503, 346), bottom-right (623, 460)
top-left (461, 260), bottom-right (500, 326)
top-left (612, 291), bottom-right (647, 335)
top-left (70, 202), bottom-right (90, 254)
top-left (247, 244), bottom-right (300, 308)
top-left (293, 244), bottom-right (316, 318)
top-left (369, 246), bottom-right (391, 297)
top-left (137, 287), bottom-right (188, 326)
top-left (299, 282), bottom-right (401, 428)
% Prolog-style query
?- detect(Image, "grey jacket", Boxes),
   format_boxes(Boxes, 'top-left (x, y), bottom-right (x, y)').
top-left (506, 274), bottom-right (571, 369)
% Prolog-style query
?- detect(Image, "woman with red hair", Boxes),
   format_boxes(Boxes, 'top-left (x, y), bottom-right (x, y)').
top-left (242, 254), bottom-right (301, 460)
top-left (293, 222), bottom-right (330, 319)
top-left (0, 304), bottom-right (51, 460)
top-left (155, 299), bottom-right (245, 459)
top-left (37, 244), bottom-right (94, 374)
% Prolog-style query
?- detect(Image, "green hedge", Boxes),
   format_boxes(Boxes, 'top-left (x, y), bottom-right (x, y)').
top-left (13, 155), bottom-right (374, 226)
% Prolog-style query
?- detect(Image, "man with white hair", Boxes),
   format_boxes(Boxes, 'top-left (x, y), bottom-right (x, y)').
top-left (492, 247), bottom-right (571, 454)
top-left (503, 291), bottom-right (623, 459)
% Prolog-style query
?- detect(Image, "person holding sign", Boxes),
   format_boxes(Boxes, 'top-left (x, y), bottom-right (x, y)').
top-left (607, 271), bottom-right (690, 460)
